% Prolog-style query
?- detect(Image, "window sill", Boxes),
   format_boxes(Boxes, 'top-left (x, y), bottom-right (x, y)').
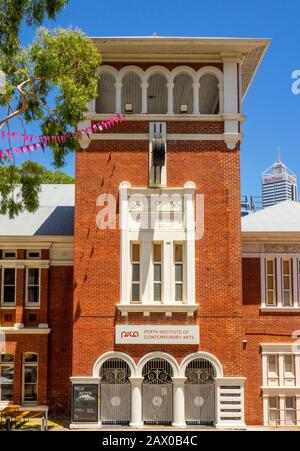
top-left (0, 326), bottom-right (50, 334)
top-left (260, 307), bottom-right (300, 314)
top-left (116, 303), bottom-right (198, 317)
top-left (0, 305), bottom-right (16, 309)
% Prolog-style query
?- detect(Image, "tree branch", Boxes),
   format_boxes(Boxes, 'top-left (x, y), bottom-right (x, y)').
top-left (0, 77), bottom-right (42, 129)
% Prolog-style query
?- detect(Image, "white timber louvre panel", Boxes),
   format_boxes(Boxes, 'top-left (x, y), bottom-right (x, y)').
top-left (218, 385), bottom-right (243, 424)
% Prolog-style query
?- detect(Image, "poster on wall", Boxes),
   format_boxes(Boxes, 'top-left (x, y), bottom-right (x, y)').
top-left (72, 384), bottom-right (99, 423)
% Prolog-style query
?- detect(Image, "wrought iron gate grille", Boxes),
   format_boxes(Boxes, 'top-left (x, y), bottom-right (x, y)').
top-left (185, 359), bottom-right (216, 426)
top-left (100, 358), bottom-right (131, 425)
top-left (142, 358), bottom-right (173, 425)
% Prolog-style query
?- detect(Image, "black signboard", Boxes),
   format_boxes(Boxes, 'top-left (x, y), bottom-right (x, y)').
top-left (72, 384), bottom-right (99, 423)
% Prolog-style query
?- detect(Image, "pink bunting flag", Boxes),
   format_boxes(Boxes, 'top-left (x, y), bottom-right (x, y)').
top-left (21, 146), bottom-right (27, 153)
top-left (6, 149), bottom-right (13, 158)
top-left (13, 147), bottom-right (19, 155)
top-left (1, 131), bottom-right (5, 140)
top-left (0, 150), bottom-right (5, 158)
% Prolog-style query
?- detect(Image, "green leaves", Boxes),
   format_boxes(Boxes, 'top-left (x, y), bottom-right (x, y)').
top-left (0, 1), bottom-right (102, 217)
top-left (0, 161), bottom-right (74, 218)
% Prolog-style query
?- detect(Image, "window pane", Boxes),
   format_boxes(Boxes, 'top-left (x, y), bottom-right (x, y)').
top-left (267, 276), bottom-right (274, 290)
top-left (0, 384), bottom-right (13, 401)
top-left (1, 354), bottom-right (14, 363)
top-left (24, 366), bottom-right (37, 384)
top-left (268, 355), bottom-right (276, 373)
top-left (4, 286), bottom-right (15, 303)
top-left (24, 354), bottom-right (38, 363)
top-left (4, 268), bottom-right (15, 285)
top-left (24, 384), bottom-right (37, 402)
top-left (132, 244), bottom-right (140, 262)
top-left (175, 264), bottom-right (183, 282)
top-left (0, 366), bottom-right (14, 383)
top-left (153, 244), bottom-right (162, 262)
top-left (285, 356), bottom-right (293, 373)
top-left (286, 397), bottom-right (294, 409)
top-left (283, 260), bottom-right (290, 274)
top-left (28, 287), bottom-right (39, 304)
top-left (267, 291), bottom-right (274, 305)
top-left (174, 244), bottom-right (183, 262)
top-left (154, 283), bottom-right (161, 302)
top-left (132, 264), bottom-right (140, 282)
top-left (267, 260), bottom-right (274, 274)
top-left (131, 284), bottom-right (140, 302)
top-left (28, 268), bottom-right (39, 285)
top-left (154, 264), bottom-right (161, 281)
top-left (283, 276), bottom-right (290, 289)
top-left (175, 284), bottom-right (183, 302)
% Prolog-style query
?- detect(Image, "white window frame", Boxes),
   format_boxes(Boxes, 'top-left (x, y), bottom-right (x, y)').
top-left (25, 267), bottom-right (41, 308)
top-left (130, 242), bottom-right (141, 304)
top-left (22, 353), bottom-right (39, 405)
top-left (265, 258), bottom-right (277, 307)
top-left (174, 242), bottom-right (185, 304)
top-left (285, 397), bottom-right (297, 425)
top-left (268, 396), bottom-right (280, 426)
top-left (1, 267), bottom-right (16, 307)
top-left (2, 250), bottom-right (17, 260)
top-left (153, 242), bottom-right (163, 303)
top-left (284, 354), bottom-right (296, 386)
top-left (267, 354), bottom-right (279, 386)
top-left (0, 354), bottom-right (14, 402)
top-left (281, 258), bottom-right (293, 307)
top-left (261, 256), bottom-right (300, 310)
top-left (26, 250), bottom-right (41, 260)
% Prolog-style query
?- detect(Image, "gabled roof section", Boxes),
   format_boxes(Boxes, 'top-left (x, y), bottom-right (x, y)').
top-left (0, 184), bottom-right (75, 237)
top-left (91, 36), bottom-right (271, 97)
top-left (242, 201), bottom-right (300, 233)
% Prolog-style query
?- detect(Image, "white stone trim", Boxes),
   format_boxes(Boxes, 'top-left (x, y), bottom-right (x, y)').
top-left (260, 307), bottom-right (300, 314)
top-left (116, 303), bottom-right (198, 317)
top-left (70, 377), bottom-right (100, 384)
top-left (92, 351), bottom-right (137, 378)
top-left (0, 260), bottom-right (49, 269)
top-left (49, 260), bottom-right (74, 267)
top-left (215, 377), bottom-right (246, 430)
top-left (88, 112), bottom-right (245, 122)
top-left (0, 327), bottom-right (50, 334)
top-left (180, 352), bottom-right (224, 378)
top-left (136, 352), bottom-right (180, 378)
top-left (261, 344), bottom-right (300, 353)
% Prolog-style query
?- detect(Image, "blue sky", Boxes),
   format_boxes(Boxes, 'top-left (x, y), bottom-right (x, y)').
top-left (3, 0), bottom-right (300, 196)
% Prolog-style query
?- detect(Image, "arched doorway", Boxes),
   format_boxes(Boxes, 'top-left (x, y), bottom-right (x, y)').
top-left (142, 358), bottom-right (173, 425)
top-left (100, 357), bottom-right (131, 425)
top-left (185, 358), bottom-right (216, 425)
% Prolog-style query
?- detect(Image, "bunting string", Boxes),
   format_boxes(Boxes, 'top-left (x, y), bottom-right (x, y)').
top-left (0, 113), bottom-right (124, 159)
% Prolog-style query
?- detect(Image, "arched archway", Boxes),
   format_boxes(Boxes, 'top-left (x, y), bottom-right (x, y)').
top-left (94, 353), bottom-right (135, 425)
top-left (173, 73), bottom-right (194, 114)
top-left (121, 71), bottom-right (142, 114)
top-left (96, 70), bottom-right (117, 114)
top-left (146, 69), bottom-right (169, 114)
top-left (138, 352), bottom-right (179, 425)
top-left (181, 354), bottom-right (220, 426)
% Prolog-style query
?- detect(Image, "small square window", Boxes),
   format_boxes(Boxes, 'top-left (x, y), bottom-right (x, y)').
top-left (3, 250), bottom-right (17, 259)
top-left (26, 251), bottom-right (41, 260)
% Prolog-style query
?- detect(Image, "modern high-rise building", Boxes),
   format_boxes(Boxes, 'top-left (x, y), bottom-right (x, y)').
top-left (262, 157), bottom-right (298, 208)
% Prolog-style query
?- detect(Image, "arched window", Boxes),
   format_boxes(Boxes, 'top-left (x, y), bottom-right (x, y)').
top-left (0, 354), bottom-right (14, 401)
top-left (96, 73), bottom-right (116, 114)
top-left (147, 74), bottom-right (168, 114)
top-left (121, 72), bottom-right (142, 114)
top-left (173, 73), bottom-right (193, 114)
top-left (199, 74), bottom-right (219, 114)
top-left (23, 353), bottom-right (38, 404)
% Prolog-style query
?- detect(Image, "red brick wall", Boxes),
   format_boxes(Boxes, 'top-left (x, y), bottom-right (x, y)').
top-left (73, 120), bottom-right (243, 381)
top-left (47, 266), bottom-right (73, 415)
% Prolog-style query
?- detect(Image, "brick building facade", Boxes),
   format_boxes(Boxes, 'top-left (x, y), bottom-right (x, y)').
top-left (1, 37), bottom-right (299, 429)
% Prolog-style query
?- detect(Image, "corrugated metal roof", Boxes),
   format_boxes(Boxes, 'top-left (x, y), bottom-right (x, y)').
top-left (0, 184), bottom-right (74, 237)
top-left (242, 201), bottom-right (300, 233)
